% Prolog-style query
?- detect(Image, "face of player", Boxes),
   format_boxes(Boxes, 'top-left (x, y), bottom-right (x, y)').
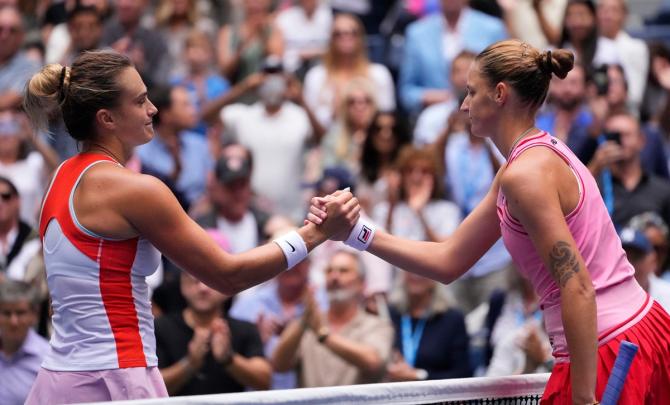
top-left (107, 67), bottom-right (157, 147)
top-left (461, 64), bottom-right (500, 138)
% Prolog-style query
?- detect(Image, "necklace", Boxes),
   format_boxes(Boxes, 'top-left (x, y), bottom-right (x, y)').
top-left (507, 126), bottom-right (537, 157)
top-left (87, 144), bottom-right (123, 164)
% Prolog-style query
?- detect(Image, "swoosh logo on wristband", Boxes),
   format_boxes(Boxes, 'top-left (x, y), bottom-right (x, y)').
top-left (286, 241), bottom-right (296, 252)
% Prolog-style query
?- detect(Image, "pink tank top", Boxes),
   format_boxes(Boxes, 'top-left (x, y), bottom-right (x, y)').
top-left (497, 131), bottom-right (649, 360)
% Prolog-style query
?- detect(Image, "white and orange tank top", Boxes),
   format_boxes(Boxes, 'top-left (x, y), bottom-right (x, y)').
top-left (39, 153), bottom-right (160, 371)
top-left (497, 132), bottom-right (650, 361)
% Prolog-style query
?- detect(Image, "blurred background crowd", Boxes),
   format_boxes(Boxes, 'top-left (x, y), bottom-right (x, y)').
top-left (2, 0), bottom-right (670, 403)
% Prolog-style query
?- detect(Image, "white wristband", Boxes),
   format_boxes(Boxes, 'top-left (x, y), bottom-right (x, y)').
top-left (273, 230), bottom-right (308, 270)
top-left (344, 218), bottom-right (376, 251)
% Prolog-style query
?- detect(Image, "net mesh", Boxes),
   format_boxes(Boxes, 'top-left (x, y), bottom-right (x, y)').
top-left (85, 373), bottom-right (550, 405)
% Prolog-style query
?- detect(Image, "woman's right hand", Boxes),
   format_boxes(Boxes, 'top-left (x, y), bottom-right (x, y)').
top-left (305, 190), bottom-right (360, 240)
top-left (319, 190), bottom-right (360, 241)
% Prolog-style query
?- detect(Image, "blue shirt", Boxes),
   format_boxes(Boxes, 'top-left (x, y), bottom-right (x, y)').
top-left (136, 131), bottom-right (213, 205)
top-left (0, 52), bottom-right (41, 95)
top-left (171, 74), bottom-right (230, 135)
top-left (0, 329), bottom-right (49, 405)
top-left (535, 105), bottom-right (594, 161)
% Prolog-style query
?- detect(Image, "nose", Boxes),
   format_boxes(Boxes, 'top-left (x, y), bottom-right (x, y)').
top-left (460, 95), bottom-right (470, 113)
top-left (147, 99), bottom-right (158, 117)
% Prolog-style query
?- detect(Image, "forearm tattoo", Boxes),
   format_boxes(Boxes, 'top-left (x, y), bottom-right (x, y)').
top-left (548, 241), bottom-right (580, 287)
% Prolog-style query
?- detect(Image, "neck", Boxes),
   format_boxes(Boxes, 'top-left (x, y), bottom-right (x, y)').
top-left (264, 104), bottom-right (282, 115)
top-left (492, 116), bottom-right (538, 158)
top-left (0, 149), bottom-right (19, 164)
top-left (121, 18), bottom-right (139, 32)
top-left (603, 29), bottom-right (619, 40)
top-left (327, 301), bottom-right (358, 326)
top-left (614, 160), bottom-right (643, 190)
top-left (332, 55), bottom-right (357, 70)
top-left (443, 10), bottom-right (462, 28)
top-left (1, 337), bottom-right (23, 357)
top-left (408, 292), bottom-right (432, 318)
top-left (189, 64), bottom-right (207, 77)
top-left (183, 307), bottom-right (220, 328)
top-left (303, 6), bottom-right (316, 18)
top-left (0, 218), bottom-right (17, 238)
top-left (83, 139), bottom-right (130, 165)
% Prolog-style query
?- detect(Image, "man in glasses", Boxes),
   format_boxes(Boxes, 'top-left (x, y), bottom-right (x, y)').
top-left (0, 6), bottom-right (40, 110)
top-left (0, 280), bottom-right (49, 405)
top-left (0, 177), bottom-right (41, 285)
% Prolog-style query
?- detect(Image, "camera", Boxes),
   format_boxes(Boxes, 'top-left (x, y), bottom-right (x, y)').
top-left (603, 130), bottom-right (621, 144)
top-left (591, 66), bottom-right (610, 96)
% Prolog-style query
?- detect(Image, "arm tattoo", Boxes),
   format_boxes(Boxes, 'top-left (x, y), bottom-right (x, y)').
top-left (548, 241), bottom-right (581, 287)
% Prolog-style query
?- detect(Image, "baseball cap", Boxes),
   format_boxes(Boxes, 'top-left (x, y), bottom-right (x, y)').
top-left (215, 154), bottom-right (251, 184)
top-left (314, 166), bottom-right (355, 194)
top-left (619, 227), bottom-right (652, 253)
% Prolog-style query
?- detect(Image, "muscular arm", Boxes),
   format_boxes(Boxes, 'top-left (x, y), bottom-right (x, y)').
top-left (74, 166), bottom-right (358, 296)
top-left (501, 148), bottom-right (597, 404)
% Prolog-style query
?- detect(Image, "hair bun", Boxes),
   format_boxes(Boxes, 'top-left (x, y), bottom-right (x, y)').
top-left (538, 49), bottom-right (575, 79)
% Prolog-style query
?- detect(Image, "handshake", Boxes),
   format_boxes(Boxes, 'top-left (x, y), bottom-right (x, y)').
top-left (273, 188), bottom-right (377, 270)
top-left (304, 188), bottom-right (376, 251)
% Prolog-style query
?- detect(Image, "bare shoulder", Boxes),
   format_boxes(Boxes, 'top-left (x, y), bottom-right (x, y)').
top-left (78, 163), bottom-right (178, 218)
top-left (500, 147), bottom-right (562, 195)
top-left (80, 163), bottom-right (170, 199)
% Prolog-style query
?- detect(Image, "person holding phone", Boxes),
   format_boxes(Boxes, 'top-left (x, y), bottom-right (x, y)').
top-left (309, 40), bottom-right (670, 404)
top-left (588, 112), bottom-right (670, 229)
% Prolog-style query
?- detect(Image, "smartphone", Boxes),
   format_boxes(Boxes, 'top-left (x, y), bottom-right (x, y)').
top-left (592, 67), bottom-right (610, 96)
top-left (603, 131), bottom-right (621, 144)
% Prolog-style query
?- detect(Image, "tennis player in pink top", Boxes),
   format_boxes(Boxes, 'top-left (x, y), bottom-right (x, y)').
top-left (21, 50), bottom-right (359, 404)
top-left (310, 39), bottom-right (670, 404)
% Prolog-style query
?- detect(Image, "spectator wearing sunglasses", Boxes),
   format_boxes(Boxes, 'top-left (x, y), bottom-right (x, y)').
top-left (302, 13), bottom-right (395, 130)
top-left (0, 177), bottom-right (42, 285)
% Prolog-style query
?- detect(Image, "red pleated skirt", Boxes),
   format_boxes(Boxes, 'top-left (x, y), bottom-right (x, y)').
top-left (542, 301), bottom-right (670, 404)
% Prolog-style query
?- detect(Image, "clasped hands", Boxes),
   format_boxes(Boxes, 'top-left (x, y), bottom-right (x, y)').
top-left (305, 189), bottom-right (361, 241)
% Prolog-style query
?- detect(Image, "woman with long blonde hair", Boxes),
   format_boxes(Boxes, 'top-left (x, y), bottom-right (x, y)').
top-left (303, 13), bottom-right (395, 129)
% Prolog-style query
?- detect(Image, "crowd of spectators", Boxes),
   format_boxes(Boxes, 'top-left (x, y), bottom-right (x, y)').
top-left (1, 0), bottom-right (670, 403)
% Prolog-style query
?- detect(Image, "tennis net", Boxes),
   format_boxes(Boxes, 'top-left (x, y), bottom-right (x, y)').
top-left (89, 373), bottom-right (550, 405)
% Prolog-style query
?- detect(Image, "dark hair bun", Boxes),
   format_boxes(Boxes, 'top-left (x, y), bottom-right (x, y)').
top-left (540, 49), bottom-right (574, 79)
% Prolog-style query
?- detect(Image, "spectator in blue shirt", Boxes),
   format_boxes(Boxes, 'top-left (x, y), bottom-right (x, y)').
top-left (171, 29), bottom-right (230, 136)
top-left (136, 85), bottom-right (213, 210)
top-left (398, 0), bottom-right (506, 113)
top-left (0, 281), bottom-right (49, 405)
